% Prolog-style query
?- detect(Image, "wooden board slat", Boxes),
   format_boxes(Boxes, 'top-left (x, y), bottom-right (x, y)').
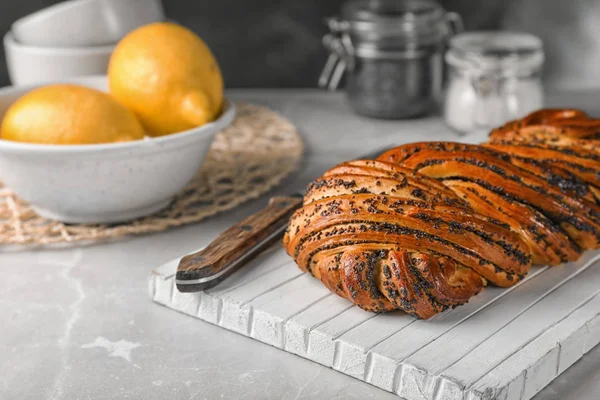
top-left (149, 247), bottom-right (600, 400)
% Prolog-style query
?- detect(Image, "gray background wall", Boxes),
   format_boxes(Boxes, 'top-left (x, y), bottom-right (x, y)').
top-left (0, 0), bottom-right (598, 89)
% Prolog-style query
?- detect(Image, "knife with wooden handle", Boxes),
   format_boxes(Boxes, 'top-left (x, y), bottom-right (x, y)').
top-left (175, 147), bottom-right (387, 293)
top-left (176, 195), bottom-right (303, 292)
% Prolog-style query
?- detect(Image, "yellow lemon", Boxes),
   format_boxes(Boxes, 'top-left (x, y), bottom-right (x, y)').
top-left (0, 84), bottom-right (145, 145)
top-left (108, 22), bottom-right (224, 137)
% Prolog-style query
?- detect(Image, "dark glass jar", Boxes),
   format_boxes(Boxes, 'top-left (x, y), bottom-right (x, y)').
top-left (320, 0), bottom-right (462, 119)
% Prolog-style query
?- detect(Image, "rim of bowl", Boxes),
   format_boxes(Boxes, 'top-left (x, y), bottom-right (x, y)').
top-left (12, 0), bottom-right (153, 32)
top-left (0, 79), bottom-right (236, 154)
top-left (4, 31), bottom-right (115, 54)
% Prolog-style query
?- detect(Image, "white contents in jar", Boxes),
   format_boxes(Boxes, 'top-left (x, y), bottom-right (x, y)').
top-left (443, 31), bottom-right (545, 135)
top-left (444, 76), bottom-right (477, 133)
top-left (444, 74), bottom-right (544, 134)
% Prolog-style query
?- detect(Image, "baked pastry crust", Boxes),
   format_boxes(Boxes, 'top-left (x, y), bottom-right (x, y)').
top-left (284, 109), bottom-right (600, 319)
top-left (284, 160), bottom-right (529, 318)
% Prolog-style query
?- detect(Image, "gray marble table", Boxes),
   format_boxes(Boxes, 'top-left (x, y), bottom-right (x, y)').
top-left (2, 90), bottom-right (600, 400)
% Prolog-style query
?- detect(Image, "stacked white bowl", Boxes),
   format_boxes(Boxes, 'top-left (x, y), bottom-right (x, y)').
top-left (5, 0), bottom-right (165, 85)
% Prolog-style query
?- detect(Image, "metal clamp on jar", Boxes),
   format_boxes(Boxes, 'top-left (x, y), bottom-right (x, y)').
top-left (444, 32), bottom-right (545, 134)
top-left (319, 0), bottom-right (462, 119)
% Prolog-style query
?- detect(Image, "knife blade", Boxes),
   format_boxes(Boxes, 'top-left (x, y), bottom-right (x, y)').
top-left (175, 147), bottom-right (389, 292)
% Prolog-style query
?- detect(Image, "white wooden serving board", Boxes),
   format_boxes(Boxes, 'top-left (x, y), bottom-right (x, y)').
top-left (149, 246), bottom-right (600, 400)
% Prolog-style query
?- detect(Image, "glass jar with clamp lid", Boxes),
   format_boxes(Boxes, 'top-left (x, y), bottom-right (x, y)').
top-left (319, 0), bottom-right (463, 119)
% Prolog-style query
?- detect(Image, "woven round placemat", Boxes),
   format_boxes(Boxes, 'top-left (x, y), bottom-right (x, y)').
top-left (0, 103), bottom-right (303, 246)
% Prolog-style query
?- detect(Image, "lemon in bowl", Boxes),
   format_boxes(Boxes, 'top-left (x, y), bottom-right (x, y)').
top-left (108, 22), bottom-right (224, 137)
top-left (1, 83), bottom-right (144, 145)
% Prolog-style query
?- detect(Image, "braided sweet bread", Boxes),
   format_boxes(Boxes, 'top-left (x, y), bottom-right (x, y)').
top-left (283, 160), bottom-right (530, 318)
top-left (283, 109), bottom-right (600, 319)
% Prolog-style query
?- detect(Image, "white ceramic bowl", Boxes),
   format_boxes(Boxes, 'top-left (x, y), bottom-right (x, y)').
top-left (4, 32), bottom-right (114, 86)
top-left (0, 76), bottom-right (236, 224)
top-left (12, 0), bottom-right (164, 47)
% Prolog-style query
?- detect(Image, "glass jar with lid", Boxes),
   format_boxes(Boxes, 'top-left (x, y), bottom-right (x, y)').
top-left (444, 31), bottom-right (545, 134)
top-left (320, 0), bottom-right (462, 119)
